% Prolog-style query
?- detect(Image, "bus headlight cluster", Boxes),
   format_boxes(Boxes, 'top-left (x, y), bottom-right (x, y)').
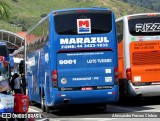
top-left (61, 78), bottom-right (67, 84)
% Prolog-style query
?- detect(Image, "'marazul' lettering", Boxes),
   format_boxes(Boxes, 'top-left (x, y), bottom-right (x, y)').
top-left (84, 38), bottom-right (90, 43)
top-left (60, 38), bottom-right (69, 44)
top-left (60, 37), bottom-right (109, 44)
top-left (69, 38), bottom-right (76, 44)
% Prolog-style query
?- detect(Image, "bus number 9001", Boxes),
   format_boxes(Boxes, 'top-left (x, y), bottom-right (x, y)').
top-left (59, 59), bottom-right (76, 65)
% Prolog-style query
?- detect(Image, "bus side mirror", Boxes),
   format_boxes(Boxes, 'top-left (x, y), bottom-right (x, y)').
top-left (9, 55), bottom-right (14, 68)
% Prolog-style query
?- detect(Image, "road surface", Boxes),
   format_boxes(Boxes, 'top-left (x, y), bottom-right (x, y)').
top-left (28, 97), bottom-right (160, 121)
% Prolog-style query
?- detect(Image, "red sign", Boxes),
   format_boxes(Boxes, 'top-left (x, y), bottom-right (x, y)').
top-left (81, 87), bottom-right (92, 90)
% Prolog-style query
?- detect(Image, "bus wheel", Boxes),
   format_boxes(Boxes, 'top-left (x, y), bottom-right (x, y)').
top-left (40, 90), bottom-right (45, 112)
top-left (45, 104), bottom-right (50, 113)
top-left (29, 99), bottom-right (34, 106)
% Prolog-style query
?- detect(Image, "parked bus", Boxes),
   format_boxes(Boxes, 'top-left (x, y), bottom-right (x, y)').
top-left (0, 41), bottom-right (12, 76)
top-left (25, 8), bottom-right (118, 112)
top-left (0, 41), bottom-right (14, 92)
top-left (116, 13), bottom-right (160, 98)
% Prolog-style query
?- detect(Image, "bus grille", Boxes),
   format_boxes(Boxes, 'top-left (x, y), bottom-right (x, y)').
top-left (132, 51), bottom-right (160, 65)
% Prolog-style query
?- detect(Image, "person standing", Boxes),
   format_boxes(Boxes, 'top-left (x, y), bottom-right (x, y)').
top-left (10, 73), bottom-right (17, 91)
top-left (21, 73), bottom-right (26, 95)
top-left (13, 73), bottom-right (21, 94)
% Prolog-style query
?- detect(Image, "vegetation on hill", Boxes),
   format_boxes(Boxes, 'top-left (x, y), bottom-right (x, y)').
top-left (0, 0), bottom-right (10, 19)
top-left (0, 0), bottom-right (156, 33)
top-left (121, 0), bottom-right (160, 12)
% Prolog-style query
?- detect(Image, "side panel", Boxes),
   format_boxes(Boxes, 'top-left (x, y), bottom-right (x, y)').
top-left (116, 20), bottom-right (125, 78)
top-left (26, 51), bottom-right (40, 102)
top-left (41, 45), bottom-right (52, 105)
top-left (118, 41), bottom-right (125, 78)
top-left (123, 17), bottom-right (131, 70)
top-left (26, 18), bottom-right (50, 103)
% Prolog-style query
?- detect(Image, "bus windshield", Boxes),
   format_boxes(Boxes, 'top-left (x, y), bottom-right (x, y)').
top-left (128, 16), bottom-right (160, 36)
top-left (54, 10), bottom-right (112, 35)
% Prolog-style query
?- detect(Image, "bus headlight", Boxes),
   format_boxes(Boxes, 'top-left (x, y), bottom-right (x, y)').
top-left (61, 78), bottom-right (67, 84)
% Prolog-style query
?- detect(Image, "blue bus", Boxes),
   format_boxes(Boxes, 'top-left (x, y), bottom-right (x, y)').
top-left (0, 41), bottom-right (14, 93)
top-left (25, 8), bottom-right (119, 112)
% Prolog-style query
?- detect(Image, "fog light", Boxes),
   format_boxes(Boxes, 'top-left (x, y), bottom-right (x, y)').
top-left (61, 78), bottom-right (67, 84)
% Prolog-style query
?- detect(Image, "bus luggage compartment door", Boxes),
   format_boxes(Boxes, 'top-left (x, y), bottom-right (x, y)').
top-left (57, 51), bottom-right (114, 89)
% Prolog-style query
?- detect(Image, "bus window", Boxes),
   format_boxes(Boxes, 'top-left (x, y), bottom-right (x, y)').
top-left (54, 10), bottom-right (112, 35)
top-left (128, 15), bottom-right (160, 36)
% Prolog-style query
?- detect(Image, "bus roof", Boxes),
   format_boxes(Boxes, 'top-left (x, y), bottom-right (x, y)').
top-left (50, 7), bottom-right (110, 14)
top-left (116, 13), bottom-right (160, 21)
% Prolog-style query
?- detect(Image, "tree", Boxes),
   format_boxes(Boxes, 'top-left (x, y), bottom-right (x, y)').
top-left (0, 0), bottom-right (10, 20)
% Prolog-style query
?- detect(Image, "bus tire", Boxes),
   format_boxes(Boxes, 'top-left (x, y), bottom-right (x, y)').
top-left (119, 79), bottom-right (128, 99)
top-left (45, 104), bottom-right (50, 113)
top-left (40, 90), bottom-right (45, 112)
top-left (29, 99), bottom-right (34, 106)
top-left (44, 93), bottom-right (50, 113)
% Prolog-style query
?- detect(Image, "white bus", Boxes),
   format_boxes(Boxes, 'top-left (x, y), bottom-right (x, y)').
top-left (116, 13), bottom-right (160, 98)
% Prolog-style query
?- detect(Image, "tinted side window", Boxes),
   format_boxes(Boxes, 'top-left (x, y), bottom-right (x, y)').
top-left (116, 20), bottom-right (123, 43)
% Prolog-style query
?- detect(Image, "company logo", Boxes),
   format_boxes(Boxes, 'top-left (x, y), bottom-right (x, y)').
top-left (60, 37), bottom-right (109, 45)
top-left (77, 19), bottom-right (91, 34)
top-left (136, 23), bottom-right (160, 32)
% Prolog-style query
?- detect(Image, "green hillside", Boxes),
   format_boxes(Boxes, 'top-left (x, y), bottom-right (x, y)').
top-left (120, 0), bottom-right (160, 12)
top-left (0, 0), bottom-right (156, 33)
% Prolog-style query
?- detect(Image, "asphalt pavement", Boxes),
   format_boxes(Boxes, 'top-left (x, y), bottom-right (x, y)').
top-left (28, 97), bottom-right (160, 121)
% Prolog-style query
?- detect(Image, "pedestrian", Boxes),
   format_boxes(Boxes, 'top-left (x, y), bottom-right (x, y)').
top-left (21, 73), bottom-right (26, 95)
top-left (13, 73), bottom-right (21, 94)
top-left (10, 73), bottom-right (18, 91)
